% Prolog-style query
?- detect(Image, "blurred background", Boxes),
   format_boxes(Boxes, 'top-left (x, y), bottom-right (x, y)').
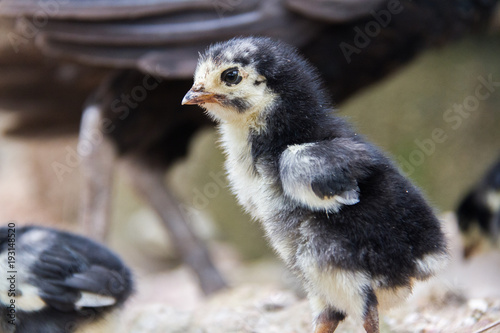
top-left (2, 22), bottom-right (499, 260)
top-left (1, 1), bottom-right (500, 331)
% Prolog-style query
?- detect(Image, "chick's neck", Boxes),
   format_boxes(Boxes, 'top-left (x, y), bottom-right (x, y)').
top-left (249, 93), bottom-right (348, 163)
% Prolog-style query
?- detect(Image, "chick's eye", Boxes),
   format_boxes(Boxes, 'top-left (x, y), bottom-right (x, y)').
top-left (221, 68), bottom-right (242, 85)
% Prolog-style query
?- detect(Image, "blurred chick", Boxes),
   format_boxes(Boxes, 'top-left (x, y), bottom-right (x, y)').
top-left (0, 226), bottom-right (133, 333)
top-left (183, 37), bottom-right (448, 333)
top-left (457, 155), bottom-right (500, 258)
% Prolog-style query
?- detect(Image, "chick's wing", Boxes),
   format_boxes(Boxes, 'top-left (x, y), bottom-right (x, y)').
top-left (279, 138), bottom-right (379, 211)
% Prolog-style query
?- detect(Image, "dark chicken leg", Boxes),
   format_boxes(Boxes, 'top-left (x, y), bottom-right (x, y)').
top-left (79, 104), bottom-right (116, 241)
top-left (121, 158), bottom-right (227, 294)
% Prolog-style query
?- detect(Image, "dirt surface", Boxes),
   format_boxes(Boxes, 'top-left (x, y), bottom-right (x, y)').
top-left (117, 213), bottom-right (500, 333)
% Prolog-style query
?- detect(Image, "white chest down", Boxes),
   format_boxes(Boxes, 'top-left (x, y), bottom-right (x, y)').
top-left (219, 124), bottom-right (274, 215)
top-left (219, 124), bottom-right (296, 258)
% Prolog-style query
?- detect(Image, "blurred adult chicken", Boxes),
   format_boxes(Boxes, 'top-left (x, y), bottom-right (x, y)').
top-left (0, 0), bottom-right (498, 294)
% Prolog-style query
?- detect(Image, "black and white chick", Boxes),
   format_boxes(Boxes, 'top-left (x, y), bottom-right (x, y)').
top-left (182, 37), bottom-right (448, 333)
top-left (0, 226), bottom-right (133, 333)
top-left (457, 156), bottom-right (500, 258)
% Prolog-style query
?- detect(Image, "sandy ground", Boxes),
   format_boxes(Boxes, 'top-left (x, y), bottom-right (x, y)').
top-left (112, 212), bottom-right (500, 333)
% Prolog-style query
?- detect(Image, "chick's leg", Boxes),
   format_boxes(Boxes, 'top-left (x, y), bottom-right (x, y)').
top-left (314, 321), bottom-right (340, 333)
top-left (363, 305), bottom-right (379, 333)
top-left (363, 290), bottom-right (380, 333)
top-left (313, 301), bottom-right (345, 333)
top-left (121, 158), bottom-right (227, 295)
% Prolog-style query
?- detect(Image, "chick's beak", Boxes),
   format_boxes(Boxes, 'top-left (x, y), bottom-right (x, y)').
top-left (182, 85), bottom-right (219, 105)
